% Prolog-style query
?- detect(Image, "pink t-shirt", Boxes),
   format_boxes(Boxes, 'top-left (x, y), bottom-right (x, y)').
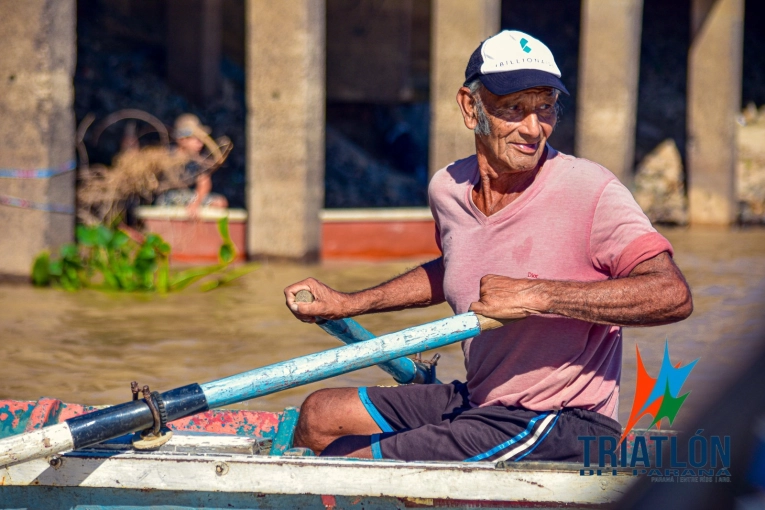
top-left (429, 148), bottom-right (673, 421)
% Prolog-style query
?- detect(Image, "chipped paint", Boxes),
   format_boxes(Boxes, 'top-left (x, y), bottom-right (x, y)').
top-left (24, 398), bottom-right (63, 432)
top-left (170, 409), bottom-right (279, 438)
top-left (0, 399), bottom-right (280, 441)
top-left (269, 407), bottom-right (299, 456)
top-left (0, 402), bottom-right (34, 437)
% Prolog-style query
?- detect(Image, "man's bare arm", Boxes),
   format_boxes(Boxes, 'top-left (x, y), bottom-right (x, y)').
top-left (284, 258), bottom-right (446, 323)
top-left (469, 252), bottom-right (692, 327)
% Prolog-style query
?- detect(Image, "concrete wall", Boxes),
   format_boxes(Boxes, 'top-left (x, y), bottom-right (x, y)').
top-left (246, 0), bottom-right (325, 260)
top-left (576, 0), bottom-right (644, 186)
top-left (0, 0), bottom-right (76, 276)
top-left (429, 0), bottom-right (500, 176)
top-left (687, 0), bottom-right (744, 225)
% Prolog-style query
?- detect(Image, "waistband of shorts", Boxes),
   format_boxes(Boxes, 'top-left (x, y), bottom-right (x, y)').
top-left (559, 407), bottom-right (622, 435)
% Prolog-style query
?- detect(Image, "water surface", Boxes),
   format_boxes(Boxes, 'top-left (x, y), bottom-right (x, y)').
top-left (1, 228), bottom-right (763, 430)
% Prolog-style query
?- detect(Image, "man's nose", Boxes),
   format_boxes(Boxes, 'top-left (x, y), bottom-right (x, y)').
top-left (518, 112), bottom-right (542, 139)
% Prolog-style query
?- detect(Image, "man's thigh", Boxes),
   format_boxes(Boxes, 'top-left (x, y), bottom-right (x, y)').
top-left (362, 381), bottom-right (470, 432)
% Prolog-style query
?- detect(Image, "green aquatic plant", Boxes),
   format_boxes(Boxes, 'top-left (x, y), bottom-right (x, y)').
top-left (32, 217), bottom-right (255, 292)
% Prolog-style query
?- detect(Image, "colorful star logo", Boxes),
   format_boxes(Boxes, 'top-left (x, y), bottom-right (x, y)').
top-left (620, 340), bottom-right (699, 444)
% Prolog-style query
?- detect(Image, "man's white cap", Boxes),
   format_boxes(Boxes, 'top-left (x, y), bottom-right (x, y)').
top-left (464, 30), bottom-right (569, 95)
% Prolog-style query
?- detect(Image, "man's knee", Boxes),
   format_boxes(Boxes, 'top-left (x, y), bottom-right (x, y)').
top-left (297, 388), bottom-right (344, 429)
top-left (293, 387), bottom-right (381, 454)
top-left (294, 388), bottom-right (353, 452)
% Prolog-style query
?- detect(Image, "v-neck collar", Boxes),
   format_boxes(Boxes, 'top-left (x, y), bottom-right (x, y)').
top-left (466, 145), bottom-right (558, 225)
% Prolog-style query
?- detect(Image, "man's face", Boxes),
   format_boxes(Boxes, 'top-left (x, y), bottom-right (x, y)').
top-left (177, 135), bottom-right (204, 155)
top-left (475, 87), bottom-right (558, 173)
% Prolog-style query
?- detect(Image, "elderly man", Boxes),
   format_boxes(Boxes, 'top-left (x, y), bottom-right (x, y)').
top-left (284, 30), bottom-right (692, 462)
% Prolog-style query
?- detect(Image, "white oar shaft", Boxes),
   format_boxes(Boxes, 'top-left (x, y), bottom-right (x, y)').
top-left (0, 422), bottom-right (73, 467)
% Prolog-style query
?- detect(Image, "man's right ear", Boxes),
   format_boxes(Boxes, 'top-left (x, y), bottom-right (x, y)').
top-left (456, 87), bottom-right (479, 131)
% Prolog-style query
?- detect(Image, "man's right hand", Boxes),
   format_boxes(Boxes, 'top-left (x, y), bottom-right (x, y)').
top-left (284, 278), bottom-right (353, 323)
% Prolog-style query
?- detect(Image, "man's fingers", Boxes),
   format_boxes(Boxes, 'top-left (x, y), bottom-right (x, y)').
top-left (284, 279), bottom-right (330, 321)
top-left (469, 300), bottom-right (486, 314)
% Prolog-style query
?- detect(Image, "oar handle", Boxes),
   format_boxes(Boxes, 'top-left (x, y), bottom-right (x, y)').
top-left (294, 290), bottom-right (438, 384)
top-left (294, 290), bottom-right (514, 332)
top-left (476, 315), bottom-right (516, 331)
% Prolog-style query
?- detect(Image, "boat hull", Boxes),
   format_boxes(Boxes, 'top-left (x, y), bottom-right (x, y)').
top-left (1, 447), bottom-right (631, 509)
top-left (0, 398), bottom-right (657, 509)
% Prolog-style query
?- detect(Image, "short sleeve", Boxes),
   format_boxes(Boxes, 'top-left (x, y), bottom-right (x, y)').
top-left (590, 180), bottom-right (673, 278)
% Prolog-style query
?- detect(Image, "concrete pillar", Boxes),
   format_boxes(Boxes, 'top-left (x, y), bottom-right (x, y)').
top-left (576, 0), bottom-right (643, 186)
top-left (246, 0), bottom-right (325, 260)
top-left (0, 0), bottom-right (76, 276)
top-left (429, 0), bottom-right (500, 176)
top-left (167, 0), bottom-right (222, 103)
top-left (687, 0), bottom-right (744, 225)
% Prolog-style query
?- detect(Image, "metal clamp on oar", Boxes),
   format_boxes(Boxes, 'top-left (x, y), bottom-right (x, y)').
top-left (0, 307), bottom-right (515, 468)
top-left (295, 290), bottom-right (440, 384)
top-left (130, 382), bottom-right (173, 450)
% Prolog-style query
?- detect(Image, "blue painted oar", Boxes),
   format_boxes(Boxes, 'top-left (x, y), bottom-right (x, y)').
top-left (0, 311), bottom-right (511, 467)
top-left (294, 290), bottom-right (439, 384)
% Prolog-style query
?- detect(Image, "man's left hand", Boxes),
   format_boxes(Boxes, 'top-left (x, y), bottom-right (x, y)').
top-left (468, 274), bottom-right (547, 320)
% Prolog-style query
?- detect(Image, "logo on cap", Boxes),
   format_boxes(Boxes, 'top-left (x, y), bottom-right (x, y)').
top-left (520, 38), bottom-right (532, 54)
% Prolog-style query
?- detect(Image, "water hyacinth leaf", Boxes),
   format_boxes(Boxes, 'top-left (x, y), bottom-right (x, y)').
top-left (157, 241), bottom-right (171, 256)
top-left (76, 225), bottom-right (97, 246)
top-left (95, 225), bottom-right (113, 247)
top-left (156, 263), bottom-right (169, 293)
top-left (136, 245), bottom-right (156, 261)
top-left (218, 216), bottom-right (231, 243)
top-left (219, 243), bottom-right (235, 264)
top-left (60, 244), bottom-right (80, 261)
top-left (102, 269), bottom-right (120, 290)
top-left (49, 259), bottom-right (63, 276)
top-left (217, 217), bottom-right (236, 264)
top-left (110, 230), bottom-right (131, 250)
top-left (199, 279), bottom-right (222, 292)
top-left (33, 220), bottom-right (256, 293)
top-left (170, 266), bottom-right (221, 291)
top-left (31, 252), bottom-right (51, 287)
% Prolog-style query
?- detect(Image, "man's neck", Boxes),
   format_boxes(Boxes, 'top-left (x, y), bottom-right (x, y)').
top-left (472, 146), bottom-right (547, 216)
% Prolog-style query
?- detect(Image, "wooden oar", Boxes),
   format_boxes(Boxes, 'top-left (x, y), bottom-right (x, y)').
top-left (0, 310), bottom-right (512, 468)
top-left (294, 290), bottom-right (439, 384)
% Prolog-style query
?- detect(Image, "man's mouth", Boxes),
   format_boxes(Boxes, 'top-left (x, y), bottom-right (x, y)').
top-left (511, 142), bottom-right (540, 154)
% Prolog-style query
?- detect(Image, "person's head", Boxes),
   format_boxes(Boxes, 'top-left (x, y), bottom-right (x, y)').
top-left (456, 30), bottom-right (568, 174)
top-left (174, 113), bottom-right (208, 155)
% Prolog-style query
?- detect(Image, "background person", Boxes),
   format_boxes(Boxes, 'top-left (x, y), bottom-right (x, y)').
top-left (155, 113), bottom-right (229, 218)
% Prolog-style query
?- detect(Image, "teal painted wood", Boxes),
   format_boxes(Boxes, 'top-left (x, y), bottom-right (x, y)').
top-left (0, 486), bottom-right (422, 509)
top-left (200, 313), bottom-right (481, 408)
top-left (269, 407), bottom-right (300, 456)
top-left (318, 318), bottom-right (428, 384)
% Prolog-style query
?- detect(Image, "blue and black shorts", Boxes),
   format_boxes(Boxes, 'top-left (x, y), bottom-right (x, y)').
top-left (358, 381), bottom-right (621, 462)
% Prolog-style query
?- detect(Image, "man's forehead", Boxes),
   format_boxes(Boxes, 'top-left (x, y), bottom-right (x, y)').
top-left (487, 86), bottom-right (558, 102)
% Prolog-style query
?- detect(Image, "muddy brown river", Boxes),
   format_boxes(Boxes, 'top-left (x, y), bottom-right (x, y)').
top-left (1, 228), bottom-right (764, 430)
